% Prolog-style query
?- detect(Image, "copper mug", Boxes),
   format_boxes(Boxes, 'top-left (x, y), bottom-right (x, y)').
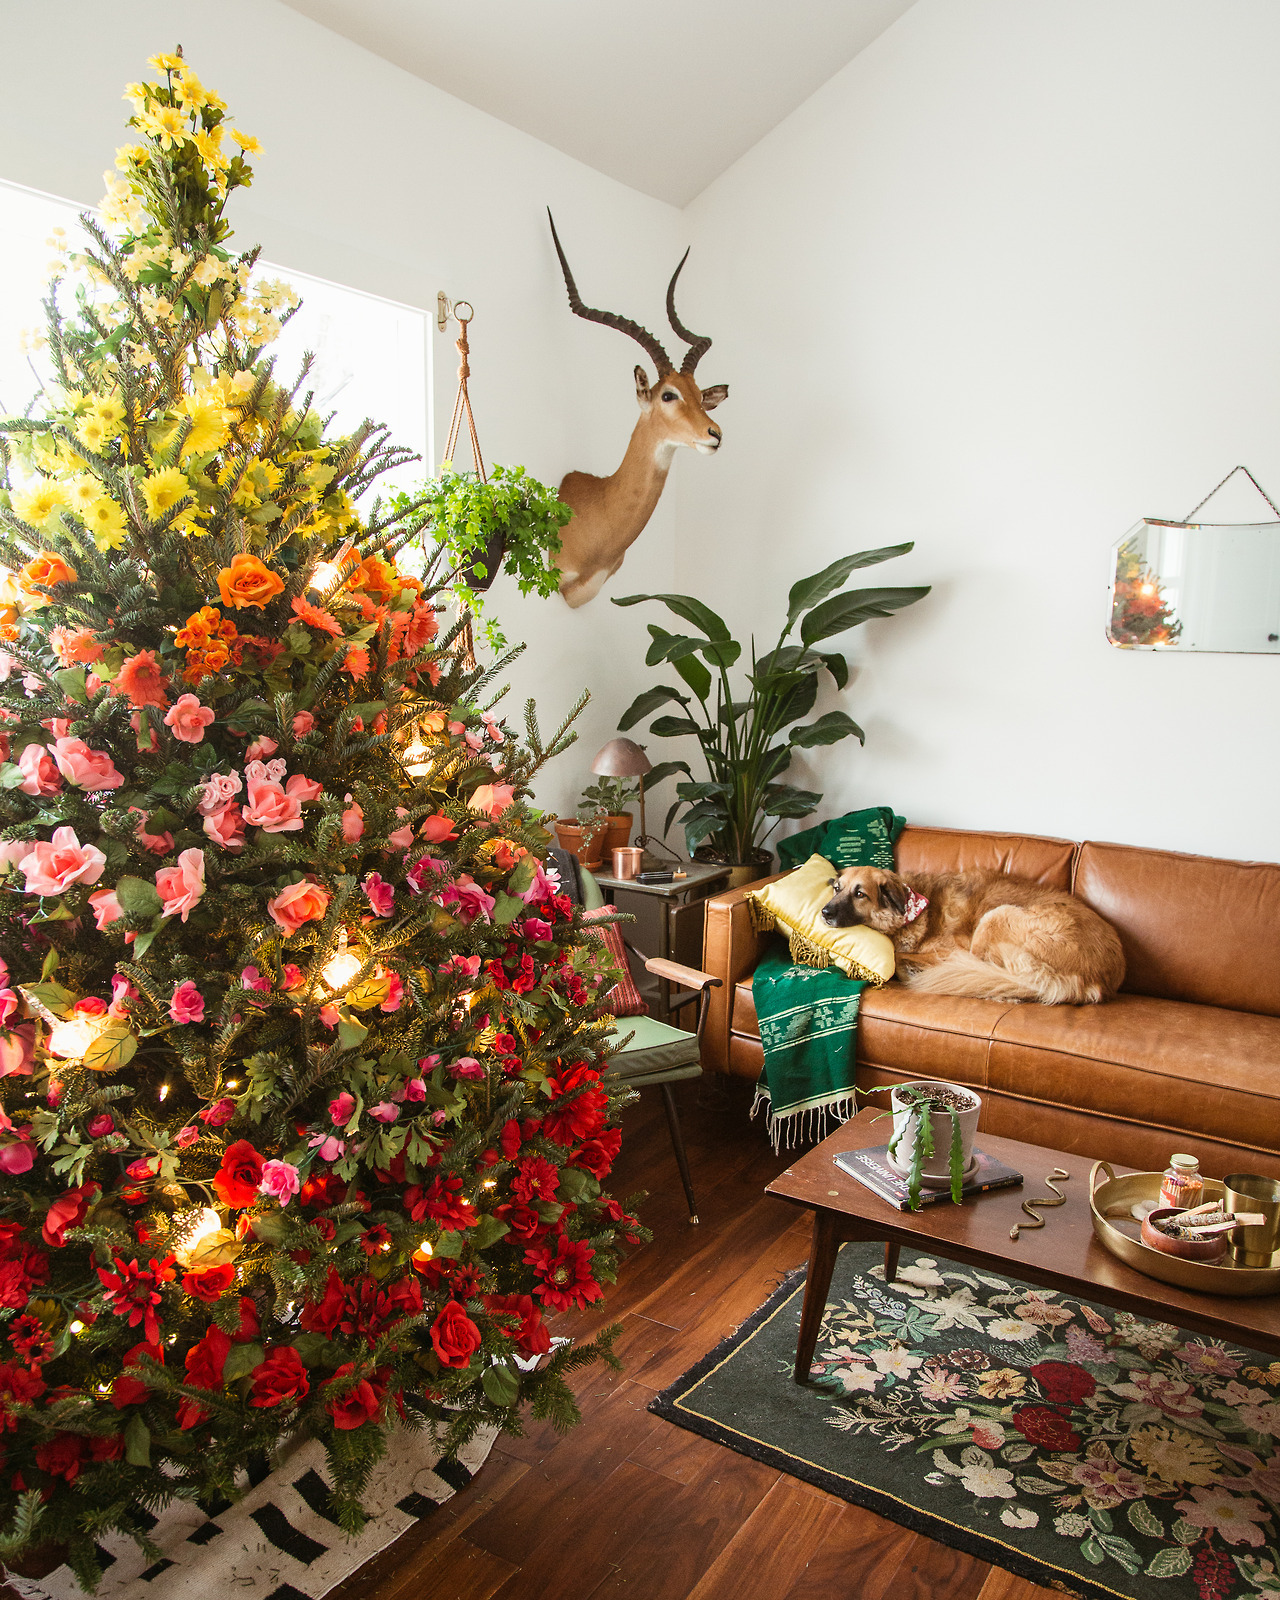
top-left (1224, 1174), bottom-right (1280, 1267)
top-left (612, 847), bottom-right (643, 880)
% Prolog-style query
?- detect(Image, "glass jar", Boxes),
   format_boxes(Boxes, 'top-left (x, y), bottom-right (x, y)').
top-left (1159, 1153), bottom-right (1204, 1212)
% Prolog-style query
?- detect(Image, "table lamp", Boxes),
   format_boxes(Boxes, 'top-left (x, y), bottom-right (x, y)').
top-left (590, 737), bottom-right (654, 867)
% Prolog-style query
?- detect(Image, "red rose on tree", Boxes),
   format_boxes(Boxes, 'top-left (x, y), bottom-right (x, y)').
top-left (89, 1434), bottom-right (125, 1463)
top-left (495, 1202), bottom-right (550, 1243)
top-left (182, 1263), bottom-right (236, 1303)
top-left (1012, 1404), bottom-right (1083, 1453)
top-left (573, 1127), bottom-right (622, 1180)
top-left (524, 1236), bottom-right (602, 1313)
top-left (177, 1323), bottom-right (232, 1429)
top-left (214, 1140), bottom-right (266, 1207)
top-left (486, 1293), bottom-right (551, 1358)
top-left (250, 1347), bottom-right (310, 1409)
top-left (42, 1181), bottom-right (99, 1247)
top-left (233, 1295), bottom-right (261, 1342)
top-left (300, 1268), bottom-right (348, 1336)
top-left (324, 1363), bottom-right (383, 1430)
top-left (35, 1434), bottom-right (86, 1484)
top-left (109, 1341), bottom-right (164, 1410)
top-left (429, 1300), bottom-right (482, 1369)
top-left (0, 1245), bottom-right (50, 1309)
top-left (1030, 1362), bottom-right (1097, 1406)
top-left (499, 1119), bottom-right (523, 1159)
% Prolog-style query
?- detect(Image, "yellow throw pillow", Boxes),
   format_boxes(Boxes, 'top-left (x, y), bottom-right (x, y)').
top-left (746, 853), bottom-right (897, 985)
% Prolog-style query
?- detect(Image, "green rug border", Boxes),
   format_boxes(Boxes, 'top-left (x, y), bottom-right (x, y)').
top-left (648, 1248), bottom-right (1201, 1600)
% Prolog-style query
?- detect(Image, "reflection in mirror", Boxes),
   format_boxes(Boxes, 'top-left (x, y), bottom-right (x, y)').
top-left (1108, 520), bottom-right (1280, 653)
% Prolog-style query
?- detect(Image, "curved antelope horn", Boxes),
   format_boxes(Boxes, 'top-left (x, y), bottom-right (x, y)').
top-left (547, 210), bottom-right (673, 375)
top-left (666, 247), bottom-right (712, 374)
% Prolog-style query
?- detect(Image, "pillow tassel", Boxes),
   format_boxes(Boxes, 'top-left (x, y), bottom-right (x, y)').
top-left (746, 897), bottom-right (777, 934)
top-left (789, 931), bottom-right (832, 969)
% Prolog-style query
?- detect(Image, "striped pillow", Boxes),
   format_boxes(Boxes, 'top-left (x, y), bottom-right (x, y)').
top-left (582, 908), bottom-right (648, 1018)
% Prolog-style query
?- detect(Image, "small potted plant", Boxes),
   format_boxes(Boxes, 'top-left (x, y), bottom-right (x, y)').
top-left (866, 1081), bottom-right (982, 1211)
top-left (578, 774), bottom-right (640, 858)
top-left (553, 801), bottom-right (607, 869)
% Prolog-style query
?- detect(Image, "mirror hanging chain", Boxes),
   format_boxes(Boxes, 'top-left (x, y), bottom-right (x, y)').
top-left (1182, 464), bottom-right (1280, 523)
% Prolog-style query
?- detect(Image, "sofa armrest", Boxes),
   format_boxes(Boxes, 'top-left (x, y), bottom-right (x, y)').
top-left (700, 872), bottom-right (787, 1072)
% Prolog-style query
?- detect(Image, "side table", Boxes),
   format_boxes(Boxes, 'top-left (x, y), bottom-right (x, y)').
top-left (592, 863), bottom-right (730, 1024)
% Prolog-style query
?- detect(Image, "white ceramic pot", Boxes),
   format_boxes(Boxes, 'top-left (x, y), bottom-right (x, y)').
top-left (890, 1080), bottom-right (981, 1183)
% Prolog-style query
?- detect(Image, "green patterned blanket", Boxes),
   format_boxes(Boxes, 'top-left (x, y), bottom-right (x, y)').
top-left (752, 805), bottom-right (904, 1149)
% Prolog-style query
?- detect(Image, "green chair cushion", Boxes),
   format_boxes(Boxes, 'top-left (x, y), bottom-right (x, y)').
top-left (579, 867), bottom-right (606, 912)
top-left (602, 1014), bottom-right (702, 1083)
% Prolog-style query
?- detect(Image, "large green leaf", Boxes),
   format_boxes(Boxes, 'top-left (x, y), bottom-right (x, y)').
top-left (641, 760), bottom-right (691, 791)
top-left (761, 784), bottom-right (823, 818)
top-left (789, 711), bottom-right (866, 748)
top-left (785, 543), bottom-right (915, 630)
top-left (644, 625), bottom-right (704, 668)
top-left (800, 585), bottom-right (931, 645)
top-left (649, 715), bottom-right (701, 738)
top-left (115, 875), bottom-right (164, 918)
top-left (718, 699), bottom-right (753, 724)
top-left (673, 651), bottom-right (712, 702)
top-left (618, 686), bottom-right (686, 731)
top-left (675, 780), bottom-right (731, 801)
top-left (612, 592), bottom-right (731, 641)
top-left (683, 812), bottom-right (724, 850)
top-left (771, 673), bottom-right (818, 730)
top-left (699, 638), bottom-right (741, 669)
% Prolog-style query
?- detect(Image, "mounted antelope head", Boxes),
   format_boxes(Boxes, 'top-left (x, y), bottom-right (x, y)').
top-left (548, 212), bottom-right (727, 608)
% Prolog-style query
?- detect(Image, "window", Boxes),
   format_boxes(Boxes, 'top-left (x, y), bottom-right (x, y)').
top-left (0, 177), bottom-right (429, 499)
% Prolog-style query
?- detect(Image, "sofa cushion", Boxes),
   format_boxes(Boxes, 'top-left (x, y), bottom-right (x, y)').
top-left (987, 993), bottom-right (1280, 1151)
top-left (1073, 841), bottom-right (1280, 1017)
top-left (896, 826), bottom-right (1076, 889)
top-left (745, 857), bottom-right (897, 983)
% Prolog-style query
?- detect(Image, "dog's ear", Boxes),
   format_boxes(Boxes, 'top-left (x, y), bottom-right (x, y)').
top-left (879, 877), bottom-right (907, 916)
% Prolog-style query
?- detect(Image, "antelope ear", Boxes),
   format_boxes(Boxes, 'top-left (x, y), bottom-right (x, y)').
top-left (634, 366), bottom-right (652, 403)
top-left (700, 383), bottom-right (728, 410)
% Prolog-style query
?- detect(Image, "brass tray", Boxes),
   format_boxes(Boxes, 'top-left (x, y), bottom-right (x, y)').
top-left (1089, 1161), bottom-right (1280, 1298)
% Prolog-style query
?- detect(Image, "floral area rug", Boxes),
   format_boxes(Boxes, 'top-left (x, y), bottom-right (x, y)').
top-left (649, 1241), bottom-right (1280, 1600)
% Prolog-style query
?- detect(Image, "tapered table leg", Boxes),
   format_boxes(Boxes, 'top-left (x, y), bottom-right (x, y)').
top-left (884, 1241), bottom-right (901, 1283)
top-left (793, 1211), bottom-right (840, 1384)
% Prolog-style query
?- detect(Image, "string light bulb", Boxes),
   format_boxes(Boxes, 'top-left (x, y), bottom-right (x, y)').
top-left (46, 1015), bottom-right (103, 1059)
top-left (174, 1207), bottom-right (225, 1268)
top-left (403, 740), bottom-right (430, 777)
top-left (321, 927), bottom-right (361, 991)
top-left (309, 560), bottom-right (339, 592)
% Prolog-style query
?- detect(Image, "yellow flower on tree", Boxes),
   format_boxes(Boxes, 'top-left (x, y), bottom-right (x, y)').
top-left (85, 497), bottom-right (128, 552)
top-left (172, 393), bottom-right (233, 460)
top-left (74, 415), bottom-right (111, 454)
top-left (230, 129), bottom-right (263, 157)
top-left (146, 51), bottom-right (185, 72)
top-left (192, 129), bottom-right (228, 172)
top-left (12, 480), bottom-right (71, 532)
top-left (139, 105), bottom-right (187, 151)
top-left (89, 393), bottom-right (126, 433)
top-left (141, 466), bottom-right (191, 520)
top-left (65, 477), bottom-right (101, 517)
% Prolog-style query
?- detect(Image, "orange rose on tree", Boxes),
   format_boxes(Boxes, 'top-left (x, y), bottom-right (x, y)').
top-left (216, 553), bottom-right (285, 610)
top-left (19, 553), bottom-right (77, 603)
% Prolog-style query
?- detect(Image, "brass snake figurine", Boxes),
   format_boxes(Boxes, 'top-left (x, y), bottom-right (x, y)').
top-left (1010, 1168), bottom-right (1070, 1240)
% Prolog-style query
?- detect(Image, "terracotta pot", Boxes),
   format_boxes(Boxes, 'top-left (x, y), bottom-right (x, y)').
top-left (599, 813), bottom-right (632, 856)
top-left (554, 820), bottom-right (603, 869)
top-left (889, 1081), bottom-right (981, 1184)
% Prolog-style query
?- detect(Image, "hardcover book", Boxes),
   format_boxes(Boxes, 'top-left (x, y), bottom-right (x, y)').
top-left (835, 1144), bottom-right (1024, 1210)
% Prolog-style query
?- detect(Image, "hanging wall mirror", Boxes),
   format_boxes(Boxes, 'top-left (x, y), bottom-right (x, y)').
top-left (1108, 467), bottom-right (1280, 653)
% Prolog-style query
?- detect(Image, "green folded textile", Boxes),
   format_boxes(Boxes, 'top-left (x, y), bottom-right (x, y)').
top-left (755, 807), bottom-right (905, 1148)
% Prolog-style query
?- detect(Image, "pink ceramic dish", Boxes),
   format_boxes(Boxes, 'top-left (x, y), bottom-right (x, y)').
top-left (1140, 1206), bottom-right (1229, 1262)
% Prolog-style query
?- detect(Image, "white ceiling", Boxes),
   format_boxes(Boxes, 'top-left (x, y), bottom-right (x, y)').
top-left (278, 0), bottom-right (917, 206)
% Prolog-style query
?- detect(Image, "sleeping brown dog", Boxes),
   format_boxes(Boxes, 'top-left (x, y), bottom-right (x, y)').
top-left (820, 866), bottom-right (1124, 1004)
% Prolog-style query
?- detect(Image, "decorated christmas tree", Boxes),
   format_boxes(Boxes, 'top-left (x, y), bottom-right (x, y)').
top-left (1110, 534), bottom-right (1182, 647)
top-left (0, 52), bottom-right (636, 1587)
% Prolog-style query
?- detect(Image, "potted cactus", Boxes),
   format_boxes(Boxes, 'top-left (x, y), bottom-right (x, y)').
top-left (871, 1081), bottom-right (982, 1210)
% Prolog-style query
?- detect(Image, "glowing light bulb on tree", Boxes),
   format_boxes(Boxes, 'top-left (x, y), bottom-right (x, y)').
top-left (46, 1015), bottom-right (104, 1059)
top-left (321, 930), bottom-right (361, 992)
top-left (309, 561), bottom-right (339, 592)
top-left (175, 1207), bottom-right (227, 1268)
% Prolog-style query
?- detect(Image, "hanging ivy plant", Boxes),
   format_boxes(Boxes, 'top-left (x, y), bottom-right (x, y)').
top-left (391, 466), bottom-right (570, 651)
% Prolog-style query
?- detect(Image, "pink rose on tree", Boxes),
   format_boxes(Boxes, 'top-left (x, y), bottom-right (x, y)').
top-left (285, 773), bottom-right (323, 803)
top-left (198, 772), bottom-right (243, 815)
top-left (268, 879), bottom-right (331, 934)
top-left (203, 802), bottom-right (245, 851)
top-left (163, 694), bottom-right (215, 744)
top-left (362, 872), bottom-right (395, 916)
top-left (258, 1159), bottom-right (301, 1206)
top-left (17, 743), bottom-right (61, 796)
top-left (292, 710), bottom-right (315, 737)
top-left (468, 782), bottom-right (515, 818)
top-left (169, 981), bottom-right (205, 1024)
top-left (155, 848), bottom-right (206, 921)
top-left (242, 776), bottom-right (303, 833)
top-left (50, 737), bottom-right (125, 791)
top-left (21, 826), bottom-right (107, 895)
top-left (341, 801), bottom-right (364, 841)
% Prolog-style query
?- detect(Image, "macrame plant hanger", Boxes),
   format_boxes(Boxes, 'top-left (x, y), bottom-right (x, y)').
top-left (440, 301), bottom-right (494, 670)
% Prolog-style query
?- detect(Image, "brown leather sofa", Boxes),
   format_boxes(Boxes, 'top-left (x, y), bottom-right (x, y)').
top-left (702, 826), bottom-right (1280, 1180)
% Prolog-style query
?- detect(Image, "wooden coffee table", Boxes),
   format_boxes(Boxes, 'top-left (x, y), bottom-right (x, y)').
top-left (766, 1109), bottom-right (1280, 1383)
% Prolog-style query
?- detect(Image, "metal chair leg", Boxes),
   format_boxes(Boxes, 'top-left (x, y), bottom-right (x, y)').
top-left (659, 1082), bottom-right (699, 1224)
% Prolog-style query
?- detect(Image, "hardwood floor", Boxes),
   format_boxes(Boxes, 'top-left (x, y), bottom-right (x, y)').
top-left (334, 1078), bottom-right (1057, 1600)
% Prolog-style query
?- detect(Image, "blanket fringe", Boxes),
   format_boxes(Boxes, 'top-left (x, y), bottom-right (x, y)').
top-left (751, 1087), bottom-right (858, 1153)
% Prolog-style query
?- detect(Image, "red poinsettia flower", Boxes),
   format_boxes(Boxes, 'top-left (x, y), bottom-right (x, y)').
top-left (95, 1255), bottom-right (177, 1346)
top-left (523, 1236), bottom-right (602, 1313)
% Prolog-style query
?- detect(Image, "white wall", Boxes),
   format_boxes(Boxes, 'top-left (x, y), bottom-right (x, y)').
top-left (677, 0), bottom-right (1280, 862)
top-left (0, 0), bottom-right (685, 819)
